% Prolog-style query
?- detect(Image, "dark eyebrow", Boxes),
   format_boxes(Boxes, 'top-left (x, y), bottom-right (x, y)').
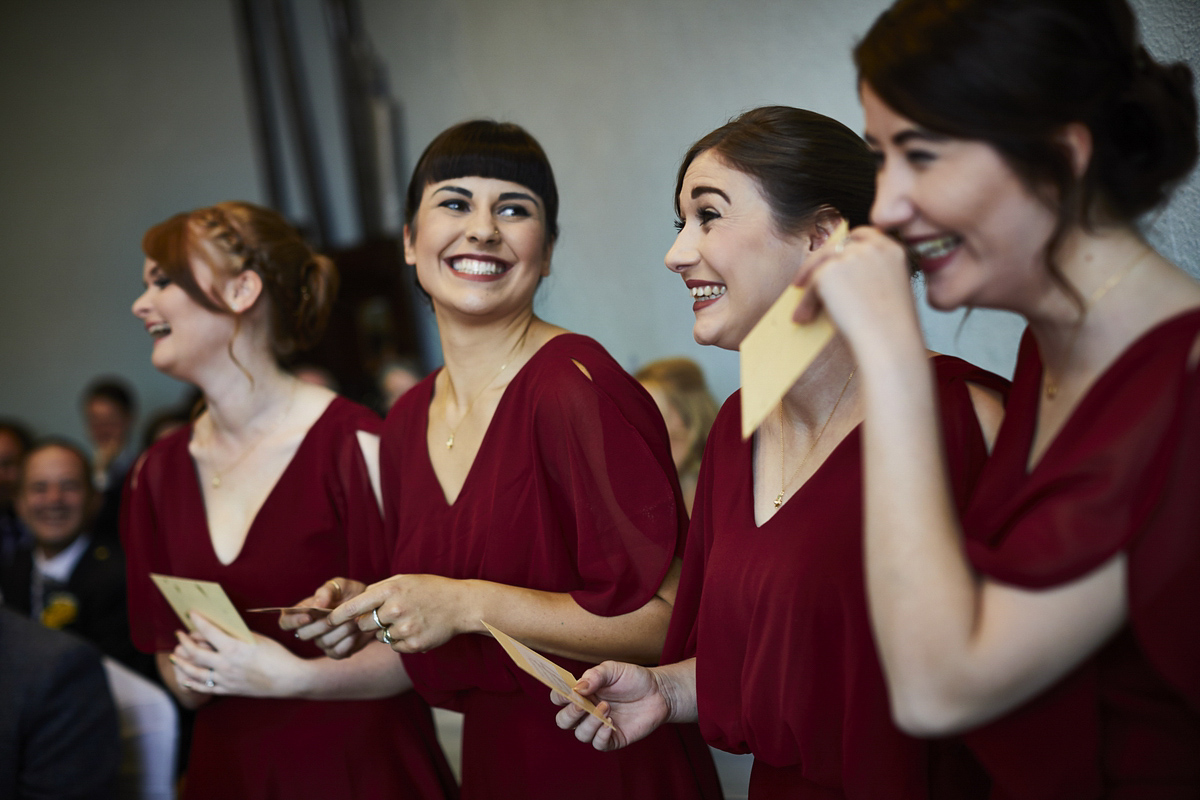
top-left (864, 127), bottom-right (950, 148)
top-left (433, 185), bottom-right (472, 198)
top-left (498, 191), bottom-right (541, 207)
top-left (690, 185), bottom-right (730, 203)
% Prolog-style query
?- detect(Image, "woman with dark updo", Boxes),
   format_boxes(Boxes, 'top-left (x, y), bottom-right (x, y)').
top-left (124, 202), bottom-right (456, 798)
top-left (791, 0), bottom-right (1200, 795)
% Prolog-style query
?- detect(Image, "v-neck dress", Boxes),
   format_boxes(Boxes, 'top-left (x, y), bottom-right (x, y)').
top-left (958, 309), bottom-right (1200, 799)
top-left (122, 397), bottom-right (457, 800)
top-left (663, 356), bottom-right (1008, 799)
top-left (381, 334), bottom-right (722, 800)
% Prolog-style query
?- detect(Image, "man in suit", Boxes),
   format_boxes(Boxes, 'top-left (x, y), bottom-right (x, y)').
top-left (0, 439), bottom-right (152, 679)
top-left (0, 605), bottom-right (120, 799)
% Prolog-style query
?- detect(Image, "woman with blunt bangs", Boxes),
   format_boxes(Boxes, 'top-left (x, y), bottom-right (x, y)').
top-left (556, 106), bottom-right (1007, 799)
top-left (791, 0), bottom-right (1200, 796)
top-left (289, 121), bottom-right (722, 800)
top-left (125, 202), bottom-right (456, 799)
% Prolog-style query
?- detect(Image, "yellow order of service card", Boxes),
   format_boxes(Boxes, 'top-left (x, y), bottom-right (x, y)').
top-left (739, 220), bottom-right (847, 438)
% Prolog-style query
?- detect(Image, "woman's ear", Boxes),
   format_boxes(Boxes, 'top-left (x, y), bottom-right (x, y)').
top-left (402, 224), bottom-right (416, 266)
top-left (806, 207), bottom-right (845, 252)
top-left (1058, 122), bottom-right (1093, 178)
top-left (225, 269), bottom-right (264, 313)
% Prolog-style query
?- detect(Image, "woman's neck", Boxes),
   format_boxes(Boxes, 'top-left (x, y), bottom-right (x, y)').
top-left (435, 308), bottom-right (543, 402)
top-left (777, 336), bottom-right (859, 430)
top-left (1024, 225), bottom-right (1196, 365)
top-left (198, 357), bottom-right (295, 441)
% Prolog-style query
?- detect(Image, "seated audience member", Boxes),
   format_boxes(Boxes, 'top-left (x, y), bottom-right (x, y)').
top-left (82, 377), bottom-right (138, 546)
top-left (0, 419), bottom-right (33, 566)
top-left (0, 605), bottom-right (121, 800)
top-left (0, 439), bottom-right (151, 679)
top-left (635, 358), bottom-right (718, 515)
top-left (3, 440), bottom-right (178, 798)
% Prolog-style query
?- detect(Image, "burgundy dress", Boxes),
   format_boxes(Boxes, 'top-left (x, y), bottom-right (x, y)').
top-left (960, 309), bottom-right (1200, 799)
top-left (663, 356), bottom-right (1006, 799)
top-left (382, 334), bottom-right (722, 800)
top-left (122, 397), bottom-right (457, 800)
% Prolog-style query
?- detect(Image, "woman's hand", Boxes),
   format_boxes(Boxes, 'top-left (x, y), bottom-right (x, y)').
top-left (793, 226), bottom-right (925, 366)
top-left (553, 659), bottom-right (696, 751)
top-left (283, 577), bottom-right (376, 659)
top-left (169, 612), bottom-right (307, 698)
top-left (328, 574), bottom-right (474, 654)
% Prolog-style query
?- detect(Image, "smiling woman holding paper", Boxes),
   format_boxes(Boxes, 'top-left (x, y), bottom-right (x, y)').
top-left (291, 120), bottom-right (721, 800)
top-left (555, 106), bottom-right (1007, 799)
top-left (123, 202), bottom-right (455, 799)
top-left (787, 0), bottom-right (1200, 795)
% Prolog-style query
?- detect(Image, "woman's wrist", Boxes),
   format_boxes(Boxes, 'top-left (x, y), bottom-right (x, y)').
top-left (654, 659), bottom-right (699, 725)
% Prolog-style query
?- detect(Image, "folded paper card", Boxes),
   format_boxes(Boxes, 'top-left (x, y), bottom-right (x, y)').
top-left (482, 620), bottom-right (614, 729)
top-left (150, 573), bottom-right (256, 644)
top-left (739, 219), bottom-right (848, 439)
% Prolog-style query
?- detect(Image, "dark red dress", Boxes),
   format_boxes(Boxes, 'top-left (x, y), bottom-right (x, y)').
top-left (663, 356), bottom-right (1006, 799)
top-left (122, 397), bottom-right (457, 800)
top-left (960, 309), bottom-right (1200, 799)
top-left (382, 334), bottom-right (723, 800)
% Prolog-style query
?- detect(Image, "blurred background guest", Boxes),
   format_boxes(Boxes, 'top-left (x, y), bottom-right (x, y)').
top-left (81, 377), bottom-right (138, 547)
top-left (377, 356), bottom-right (423, 412)
top-left (0, 419), bottom-right (33, 567)
top-left (0, 439), bottom-right (151, 678)
top-left (635, 357), bottom-right (718, 515)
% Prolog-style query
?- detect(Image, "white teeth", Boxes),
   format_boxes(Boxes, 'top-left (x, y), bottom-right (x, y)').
top-left (690, 285), bottom-right (726, 300)
top-left (149, 323), bottom-right (171, 337)
top-left (910, 235), bottom-right (961, 260)
top-left (452, 258), bottom-right (506, 275)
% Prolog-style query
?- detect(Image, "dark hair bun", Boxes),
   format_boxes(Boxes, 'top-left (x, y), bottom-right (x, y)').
top-left (1099, 53), bottom-right (1198, 220)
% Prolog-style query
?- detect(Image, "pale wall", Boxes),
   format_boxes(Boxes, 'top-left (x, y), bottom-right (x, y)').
top-left (1, 0), bottom-right (1197, 441)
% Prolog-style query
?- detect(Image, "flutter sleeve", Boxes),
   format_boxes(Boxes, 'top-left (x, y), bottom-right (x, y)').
top-left (1128, 362), bottom-right (1200, 710)
top-left (530, 350), bottom-right (685, 619)
top-left (661, 397), bottom-right (731, 665)
top-left (120, 438), bottom-right (186, 654)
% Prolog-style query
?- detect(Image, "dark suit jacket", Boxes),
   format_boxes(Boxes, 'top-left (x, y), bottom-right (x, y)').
top-left (0, 607), bottom-right (120, 799)
top-left (0, 537), bottom-right (154, 680)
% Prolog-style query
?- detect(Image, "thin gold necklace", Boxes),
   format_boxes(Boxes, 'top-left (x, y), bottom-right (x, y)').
top-left (443, 322), bottom-right (532, 449)
top-left (774, 369), bottom-right (855, 509)
top-left (1044, 247), bottom-right (1150, 400)
top-left (209, 381), bottom-right (297, 488)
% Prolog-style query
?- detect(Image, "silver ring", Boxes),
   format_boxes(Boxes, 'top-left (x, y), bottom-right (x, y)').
top-left (205, 668), bottom-right (216, 688)
top-left (372, 608), bottom-right (387, 631)
top-left (382, 629), bottom-right (395, 645)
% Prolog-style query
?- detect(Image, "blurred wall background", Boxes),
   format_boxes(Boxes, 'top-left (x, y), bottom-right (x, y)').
top-left (1, 0), bottom-right (1197, 443)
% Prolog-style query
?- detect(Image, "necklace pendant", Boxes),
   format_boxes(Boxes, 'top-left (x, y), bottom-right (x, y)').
top-left (1045, 382), bottom-right (1058, 400)
top-left (773, 492), bottom-right (784, 509)
top-left (445, 434), bottom-right (455, 449)
top-left (212, 474), bottom-right (221, 489)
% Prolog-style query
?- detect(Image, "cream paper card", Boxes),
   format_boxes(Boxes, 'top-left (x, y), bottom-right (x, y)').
top-left (739, 219), bottom-right (848, 439)
top-left (150, 573), bottom-right (256, 644)
top-left (482, 620), bottom-right (614, 729)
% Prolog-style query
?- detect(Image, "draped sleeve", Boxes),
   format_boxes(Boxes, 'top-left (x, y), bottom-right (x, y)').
top-left (121, 431), bottom-right (190, 654)
top-left (529, 342), bottom-right (684, 617)
top-left (965, 312), bottom-right (1200, 590)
